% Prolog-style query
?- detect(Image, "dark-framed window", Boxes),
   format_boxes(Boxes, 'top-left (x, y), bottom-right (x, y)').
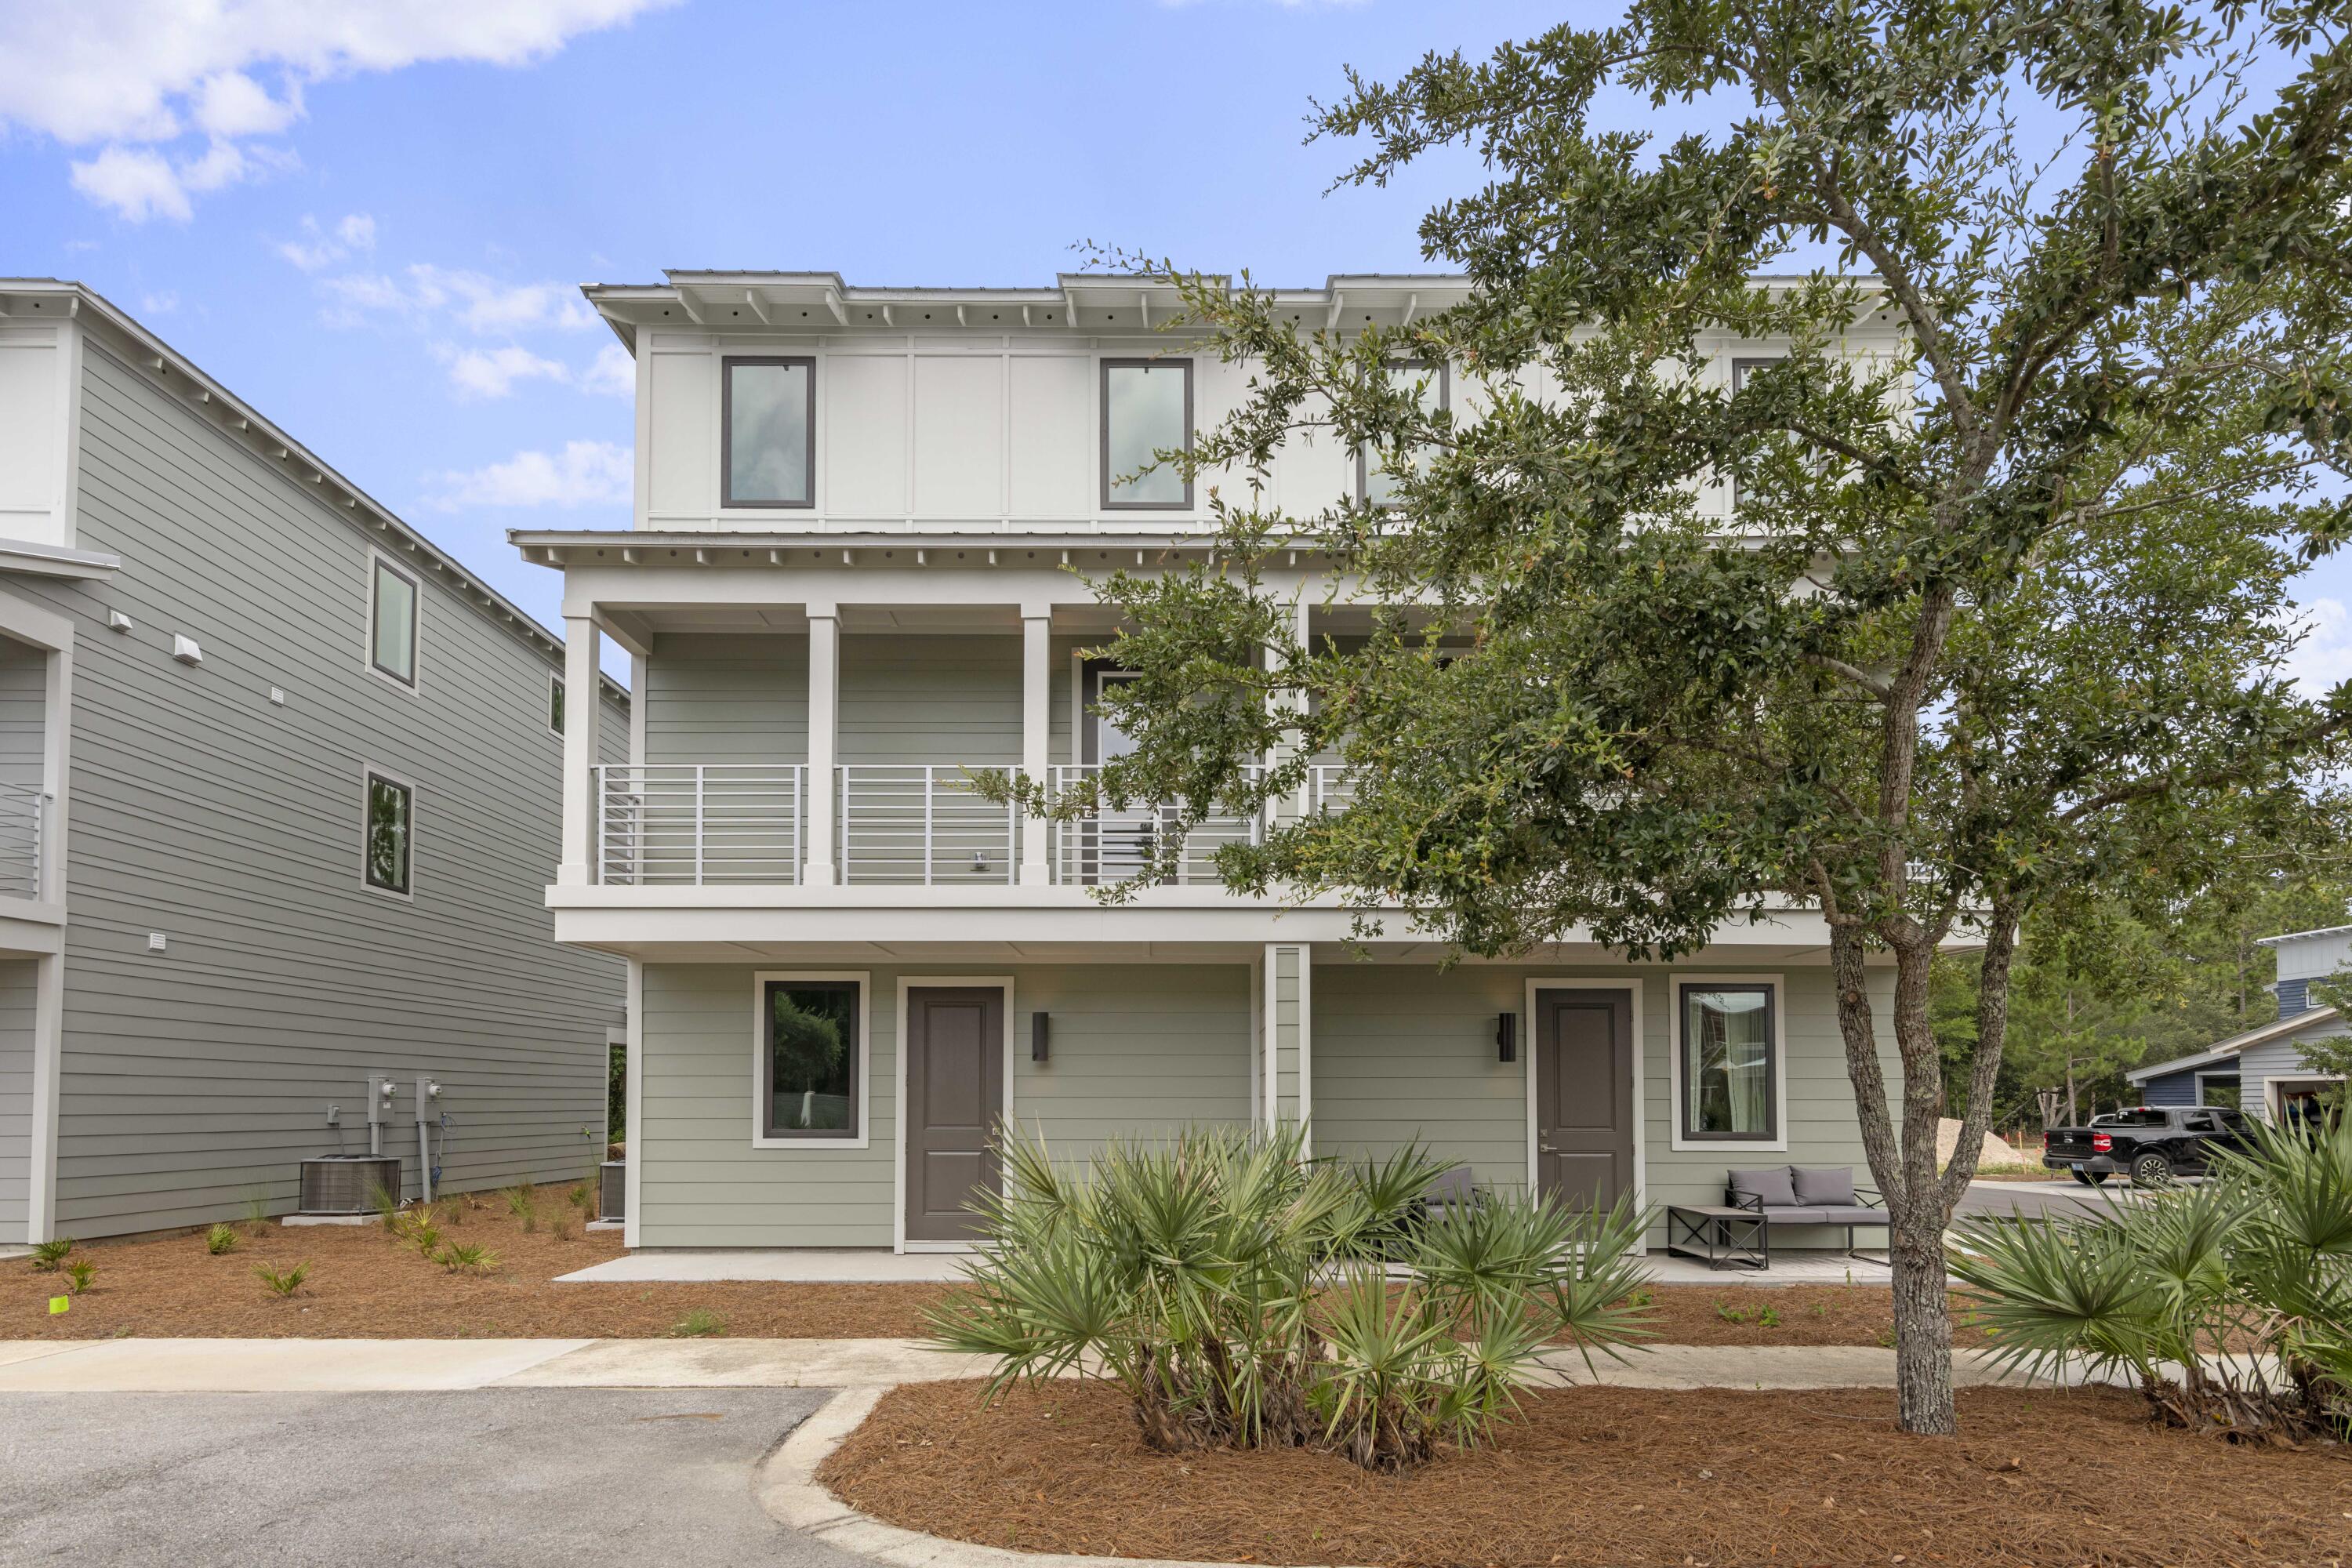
top-left (1356, 360), bottom-right (1450, 506)
top-left (722, 356), bottom-right (815, 508)
top-left (547, 674), bottom-right (566, 738)
top-left (363, 770), bottom-right (413, 898)
top-left (369, 557), bottom-right (419, 687)
top-left (1679, 982), bottom-right (1776, 1141)
top-left (1728, 357), bottom-right (1783, 512)
top-left (762, 978), bottom-right (859, 1138)
top-left (1101, 358), bottom-right (1192, 510)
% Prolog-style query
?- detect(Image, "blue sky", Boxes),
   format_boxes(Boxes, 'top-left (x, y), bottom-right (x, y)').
top-left (2, 0), bottom-right (2345, 688)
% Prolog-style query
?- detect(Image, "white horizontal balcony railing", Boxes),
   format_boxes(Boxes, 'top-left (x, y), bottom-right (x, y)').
top-left (0, 781), bottom-right (42, 898)
top-left (837, 765), bottom-right (1020, 885)
top-left (597, 764), bottom-right (804, 885)
top-left (1049, 764), bottom-right (1264, 887)
top-left (1307, 764), bottom-right (1353, 814)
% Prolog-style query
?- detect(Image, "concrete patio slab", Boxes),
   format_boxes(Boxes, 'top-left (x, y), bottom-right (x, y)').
top-left (557, 1248), bottom-right (971, 1283)
top-left (0, 1337), bottom-right (591, 1393)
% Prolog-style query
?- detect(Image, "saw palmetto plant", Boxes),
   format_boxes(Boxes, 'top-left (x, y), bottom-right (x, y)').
top-left (1951, 1115), bottom-right (2352, 1444)
top-left (927, 1122), bottom-right (1655, 1472)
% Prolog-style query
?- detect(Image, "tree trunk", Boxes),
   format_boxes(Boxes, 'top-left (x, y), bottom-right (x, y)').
top-left (1829, 924), bottom-right (1958, 1436)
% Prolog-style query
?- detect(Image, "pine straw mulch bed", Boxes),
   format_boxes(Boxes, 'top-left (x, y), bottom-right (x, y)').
top-left (824, 1379), bottom-right (2352, 1568)
top-left (8, 1191), bottom-right (1984, 1345)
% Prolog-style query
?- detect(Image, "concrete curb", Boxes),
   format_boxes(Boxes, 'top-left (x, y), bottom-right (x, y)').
top-left (757, 1386), bottom-right (1297, 1568)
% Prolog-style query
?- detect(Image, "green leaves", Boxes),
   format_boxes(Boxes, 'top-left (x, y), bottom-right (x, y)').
top-left (926, 1123), bottom-right (1659, 1471)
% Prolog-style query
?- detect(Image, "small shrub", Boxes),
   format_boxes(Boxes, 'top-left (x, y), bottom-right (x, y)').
top-left (931, 1123), bottom-right (1657, 1474)
top-left (566, 1182), bottom-right (592, 1211)
top-left (501, 1182), bottom-right (538, 1220)
top-left (205, 1223), bottom-right (239, 1256)
top-left (371, 1181), bottom-right (405, 1232)
top-left (550, 1216), bottom-right (575, 1243)
top-left (30, 1237), bottom-right (72, 1272)
top-left (64, 1258), bottom-right (96, 1294)
top-left (670, 1308), bottom-right (726, 1338)
top-left (437, 1243), bottom-right (496, 1275)
top-left (244, 1195), bottom-right (274, 1235)
top-left (406, 1221), bottom-right (444, 1257)
top-left (256, 1261), bottom-right (310, 1298)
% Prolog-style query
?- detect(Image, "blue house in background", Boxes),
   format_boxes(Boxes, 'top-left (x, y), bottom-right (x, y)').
top-left (2126, 924), bottom-right (2350, 1123)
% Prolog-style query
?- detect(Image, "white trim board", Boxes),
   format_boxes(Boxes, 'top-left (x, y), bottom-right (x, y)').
top-left (749, 970), bottom-right (873, 1150)
top-left (1523, 978), bottom-right (1646, 1215)
top-left (1664, 972), bottom-right (1788, 1154)
top-left (891, 975), bottom-right (1015, 1254)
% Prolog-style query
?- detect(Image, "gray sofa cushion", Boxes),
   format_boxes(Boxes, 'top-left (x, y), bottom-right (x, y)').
top-left (1728, 1167), bottom-right (1798, 1207)
top-left (1791, 1167), bottom-right (1858, 1205)
top-left (1757, 1207), bottom-right (1830, 1225)
top-left (1811, 1205), bottom-right (1888, 1226)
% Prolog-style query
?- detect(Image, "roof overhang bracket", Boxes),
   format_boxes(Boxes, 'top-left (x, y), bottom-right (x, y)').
top-left (745, 290), bottom-right (773, 326)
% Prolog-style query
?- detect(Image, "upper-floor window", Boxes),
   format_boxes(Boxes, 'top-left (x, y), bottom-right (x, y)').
top-left (1729, 358), bottom-right (1783, 513)
top-left (1358, 361), bottom-right (1449, 507)
top-left (363, 768), bottom-right (413, 898)
top-left (1102, 359), bottom-right (1192, 510)
top-left (547, 674), bottom-right (566, 738)
top-left (724, 356), bottom-right (815, 508)
top-left (369, 557), bottom-right (419, 688)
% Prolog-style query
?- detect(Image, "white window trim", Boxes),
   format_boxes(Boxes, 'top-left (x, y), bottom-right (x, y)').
top-left (546, 672), bottom-right (566, 739)
top-left (751, 970), bottom-right (872, 1149)
top-left (359, 762), bottom-right (416, 902)
top-left (365, 550), bottom-right (422, 696)
top-left (1666, 972), bottom-right (1787, 1153)
top-left (892, 975), bottom-right (1016, 1254)
top-left (2194, 1069), bottom-right (2241, 1108)
top-left (1523, 978), bottom-right (1646, 1214)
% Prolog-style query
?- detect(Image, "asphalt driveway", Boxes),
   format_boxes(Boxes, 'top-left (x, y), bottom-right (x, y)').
top-left (0, 1387), bottom-right (857, 1568)
top-left (1955, 1177), bottom-right (2158, 1223)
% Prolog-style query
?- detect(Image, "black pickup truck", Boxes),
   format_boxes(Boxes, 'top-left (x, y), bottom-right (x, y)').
top-left (2042, 1105), bottom-right (2253, 1186)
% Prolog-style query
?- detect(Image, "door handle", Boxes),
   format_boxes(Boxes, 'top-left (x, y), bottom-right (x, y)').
top-left (1537, 1143), bottom-right (1559, 1154)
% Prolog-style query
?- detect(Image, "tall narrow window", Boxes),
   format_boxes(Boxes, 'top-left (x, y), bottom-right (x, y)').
top-left (762, 978), bottom-right (859, 1138)
top-left (370, 559), bottom-right (419, 687)
top-left (1101, 359), bottom-right (1192, 509)
top-left (363, 771), bottom-right (413, 897)
top-left (1680, 984), bottom-right (1776, 1140)
top-left (723, 356), bottom-right (815, 507)
top-left (547, 675), bottom-right (566, 738)
top-left (1728, 358), bottom-right (1780, 513)
top-left (1357, 361), bottom-right (1449, 507)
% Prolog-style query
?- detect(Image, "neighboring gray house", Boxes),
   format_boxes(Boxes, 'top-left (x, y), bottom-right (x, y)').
top-left (2126, 924), bottom-right (2351, 1122)
top-left (0, 281), bottom-right (626, 1245)
top-left (514, 268), bottom-right (1913, 1254)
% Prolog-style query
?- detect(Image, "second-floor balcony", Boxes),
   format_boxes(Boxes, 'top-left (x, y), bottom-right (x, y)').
top-left (594, 761), bottom-right (1280, 887)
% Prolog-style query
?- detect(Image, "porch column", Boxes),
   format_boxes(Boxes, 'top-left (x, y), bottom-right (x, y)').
top-left (1020, 604), bottom-right (1051, 886)
top-left (804, 604), bottom-right (840, 886)
top-left (1265, 593), bottom-right (1311, 825)
top-left (1264, 942), bottom-right (1312, 1152)
top-left (558, 615), bottom-right (601, 887)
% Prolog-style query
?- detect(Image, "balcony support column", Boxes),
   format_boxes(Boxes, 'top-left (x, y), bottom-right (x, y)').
top-left (1021, 605), bottom-right (1051, 886)
top-left (804, 605), bottom-right (840, 886)
top-left (558, 615), bottom-right (601, 887)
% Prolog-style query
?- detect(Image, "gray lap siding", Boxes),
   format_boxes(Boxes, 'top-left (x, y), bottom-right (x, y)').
top-left (6, 340), bottom-right (627, 1237)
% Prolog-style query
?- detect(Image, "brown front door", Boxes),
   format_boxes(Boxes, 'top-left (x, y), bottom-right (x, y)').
top-left (1536, 989), bottom-right (1635, 1211)
top-left (904, 986), bottom-right (1004, 1243)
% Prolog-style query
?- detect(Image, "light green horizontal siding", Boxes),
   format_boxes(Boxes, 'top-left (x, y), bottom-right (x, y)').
top-left (1312, 962), bottom-right (1524, 1187)
top-left (637, 961), bottom-right (1250, 1247)
top-left (644, 632), bottom-right (808, 763)
top-left (840, 633), bottom-right (1022, 765)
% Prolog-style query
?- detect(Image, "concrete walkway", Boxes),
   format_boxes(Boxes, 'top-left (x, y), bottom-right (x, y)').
top-left (0, 1335), bottom-right (2103, 1394)
top-left (561, 1246), bottom-right (1896, 1286)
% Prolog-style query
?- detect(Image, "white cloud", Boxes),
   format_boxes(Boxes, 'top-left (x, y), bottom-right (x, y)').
top-left (582, 342), bottom-right (636, 397)
top-left (2, 1), bottom-right (677, 220)
top-left (437, 343), bottom-right (572, 400)
top-left (2279, 598), bottom-right (2352, 699)
top-left (277, 211), bottom-right (377, 270)
top-left (319, 263), bottom-right (594, 334)
top-left (140, 290), bottom-right (178, 314)
top-left (427, 441), bottom-right (632, 510)
top-left (68, 145), bottom-right (189, 222)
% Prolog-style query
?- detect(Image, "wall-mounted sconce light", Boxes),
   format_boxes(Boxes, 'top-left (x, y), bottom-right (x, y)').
top-left (1031, 1011), bottom-right (1051, 1062)
top-left (1496, 1012), bottom-right (1518, 1064)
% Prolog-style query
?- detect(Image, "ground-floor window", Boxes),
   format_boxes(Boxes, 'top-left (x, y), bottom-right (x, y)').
top-left (762, 977), bottom-right (860, 1139)
top-left (1679, 982), bottom-right (1777, 1142)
